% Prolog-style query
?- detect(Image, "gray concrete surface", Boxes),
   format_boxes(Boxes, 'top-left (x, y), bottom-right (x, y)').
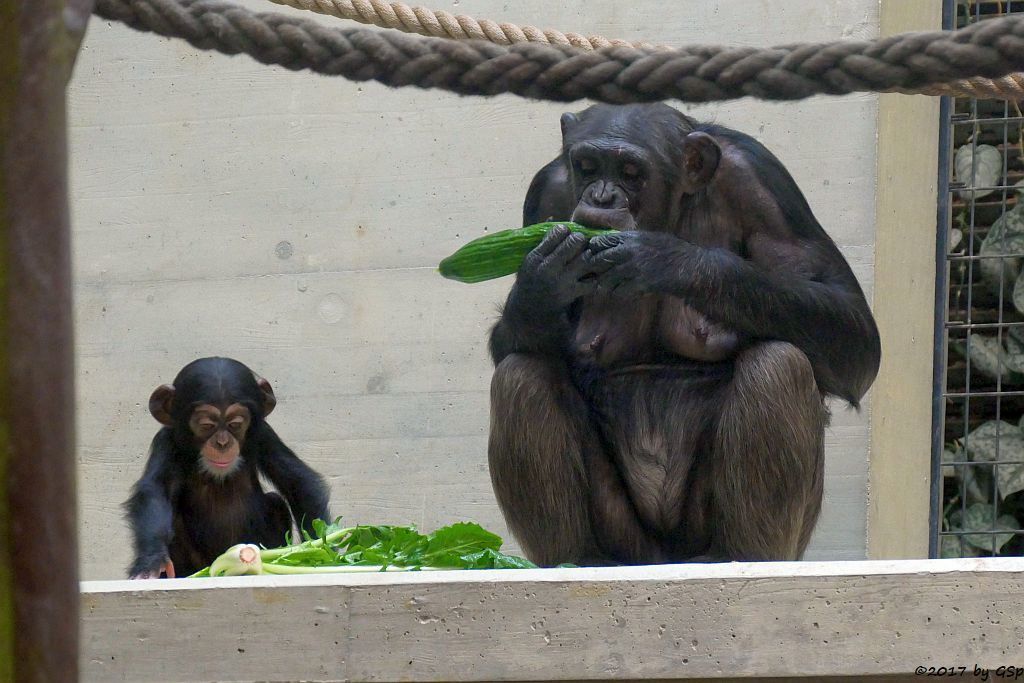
top-left (69, 0), bottom-right (881, 579)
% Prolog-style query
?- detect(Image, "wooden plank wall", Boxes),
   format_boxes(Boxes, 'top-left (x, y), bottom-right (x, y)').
top-left (69, 0), bottom-right (882, 579)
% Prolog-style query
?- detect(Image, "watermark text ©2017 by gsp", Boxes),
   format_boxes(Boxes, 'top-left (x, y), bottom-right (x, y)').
top-left (915, 666), bottom-right (1023, 680)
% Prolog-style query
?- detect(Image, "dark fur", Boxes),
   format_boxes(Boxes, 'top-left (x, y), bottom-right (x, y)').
top-left (489, 104), bottom-right (880, 566)
top-left (124, 357), bottom-right (330, 577)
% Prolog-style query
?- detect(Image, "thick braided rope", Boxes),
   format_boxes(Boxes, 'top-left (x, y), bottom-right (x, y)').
top-left (93, 0), bottom-right (1024, 103)
top-left (266, 0), bottom-right (666, 51)
top-left (267, 0), bottom-right (1024, 99)
top-left (914, 72), bottom-right (1024, 98)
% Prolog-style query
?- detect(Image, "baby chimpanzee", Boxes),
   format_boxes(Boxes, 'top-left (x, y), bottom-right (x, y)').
top-left (124, 357), bottom-right (330, 578)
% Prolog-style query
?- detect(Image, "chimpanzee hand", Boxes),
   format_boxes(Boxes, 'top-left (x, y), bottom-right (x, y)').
top-left (511, 224), bottom-right (611, 312)
top-left (586, 231), bottom-right (688, 296)
top-left (129, 556), bottom-right (176, 580)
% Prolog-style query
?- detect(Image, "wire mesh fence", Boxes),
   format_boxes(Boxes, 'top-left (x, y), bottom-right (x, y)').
top-left (936, 0), bottom-right (1024, 559)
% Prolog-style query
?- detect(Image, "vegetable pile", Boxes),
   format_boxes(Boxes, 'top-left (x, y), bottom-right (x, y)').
top-left (191, 519), bottom-right (536, 577)
top-left (438, 221), bottom-right (616, 283)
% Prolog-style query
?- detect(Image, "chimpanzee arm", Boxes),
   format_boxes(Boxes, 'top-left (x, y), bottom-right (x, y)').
top-left (589, 232), bottom-right (880, 406)
top-left (523, 157), bottom-right (575, 226)
top-left (489, 297), bottom-right (575, 365)
top-left (123, 429), bottom-right (179, 578)
top-left (255, 424), bottom-right (330, 536)
top-left (492, 159), bottom-right (589, 363)
top-left (490, 226), bottom-right (610, 365)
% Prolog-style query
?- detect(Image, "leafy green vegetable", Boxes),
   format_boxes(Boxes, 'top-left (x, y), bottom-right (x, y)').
top-left (191, 519), bottom-right (536, 577)
top-left (460, 549), bottom-right (537, 569)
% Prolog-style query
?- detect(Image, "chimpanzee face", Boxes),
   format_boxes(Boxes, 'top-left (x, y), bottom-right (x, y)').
top-left (148, 357), bottom-right (277, 480)
top-left (558, 103), bottom-right (694, 233)
top-left (566, 139), bottom-right (650, 231)
top-left (188, 403), bottom-right (252, 478)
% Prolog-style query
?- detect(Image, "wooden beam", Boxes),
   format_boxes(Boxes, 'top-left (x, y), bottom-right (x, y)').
top-left (868, 0), bottom-right (943, 559)
top-left (82, 559), bottom-right (1024, 681)
top-left (0, 1), bottom-right (92, 680)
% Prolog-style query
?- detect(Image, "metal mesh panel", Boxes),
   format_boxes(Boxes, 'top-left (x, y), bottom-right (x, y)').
top-left (936, 0), bottom-right (1024, 559)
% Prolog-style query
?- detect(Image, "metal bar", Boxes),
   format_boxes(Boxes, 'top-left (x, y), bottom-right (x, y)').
top-left (945, 322), bottom-right (1024, 330)
top-left (941, 530), bottom-right (1024, 536)
top-left (953, 115), bottom-right (1024, 125)
top-left (0, 1), bottom-right (92, 680)
top-left (992, 92), bottom-right (1012, 555)
top-left (948, 184), bottom-right (1024, 193)
top-left (929, 0), bottom-right (956, 559)
top-left (940, 533), bottom-right (1024, 542)
top-left (948, 252), bottom-right (1024, 261)
top-left (944, 390), bottom-right (1024, 398)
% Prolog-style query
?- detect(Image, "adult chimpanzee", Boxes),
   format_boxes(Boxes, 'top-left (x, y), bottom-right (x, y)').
top-left (488, 103), bottom-right (880, 566)
top-left (124, 357), bottom-right (330, 578)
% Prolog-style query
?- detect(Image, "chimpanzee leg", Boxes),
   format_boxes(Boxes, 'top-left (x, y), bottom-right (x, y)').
top-left (488, 353), bottom-right (600, 566)
top-left (489, 353), bottom-right (656, 566)
top-left (168, 515), bottom-right (207, 578)
top-left (709, 341), bottom-right (827, 561)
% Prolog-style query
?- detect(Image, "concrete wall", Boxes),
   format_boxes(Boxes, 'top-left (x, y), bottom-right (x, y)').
top-left (69, 0), bottom-right (882, 580)
top-left (82, 558), bottom-right (1024, 682)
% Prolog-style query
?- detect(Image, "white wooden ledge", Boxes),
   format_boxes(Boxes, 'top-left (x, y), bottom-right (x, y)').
top-left (81, 558), bottom-right (1024, 682)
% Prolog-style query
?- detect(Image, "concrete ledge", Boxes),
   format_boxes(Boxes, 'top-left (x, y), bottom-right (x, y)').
top-left (81, 559), bottom-right (1024, 682)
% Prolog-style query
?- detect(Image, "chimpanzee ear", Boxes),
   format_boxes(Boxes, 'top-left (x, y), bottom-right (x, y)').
top-left (148, 384), bottom-right (176, 426)
top-left (257, 378), bottom-right (277, 418)
top-left (680, 131), bottom-right (722, 193)
top-left (560, 112), bottom-right (579, 139)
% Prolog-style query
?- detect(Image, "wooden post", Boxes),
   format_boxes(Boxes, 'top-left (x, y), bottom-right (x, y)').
top-left (0, 1), bottom-right (92, 680)
top-left (868, 0), bottom-right (943, 559)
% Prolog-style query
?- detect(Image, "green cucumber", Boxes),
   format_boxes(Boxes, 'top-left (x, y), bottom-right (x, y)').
top-left (438, 222), bottom-right (616, 284)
